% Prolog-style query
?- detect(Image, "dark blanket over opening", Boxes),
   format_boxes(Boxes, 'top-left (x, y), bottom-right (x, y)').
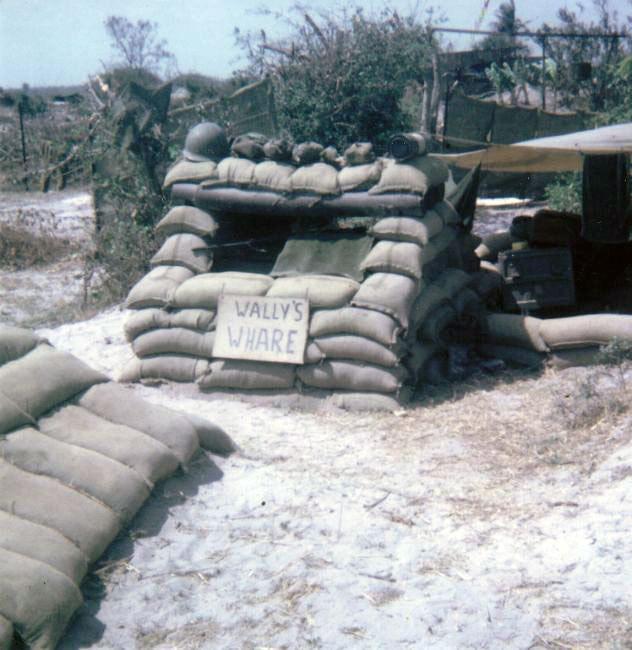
top-left (271, 231), bottom-right (374, 282)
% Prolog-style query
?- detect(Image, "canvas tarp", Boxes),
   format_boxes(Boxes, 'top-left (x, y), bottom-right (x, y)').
top-left (436, 122), bottom-right (632, 173)
top-left (271, 232), bottom-right (374, 282)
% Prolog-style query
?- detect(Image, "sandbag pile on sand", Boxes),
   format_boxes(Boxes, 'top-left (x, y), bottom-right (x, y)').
top-left (0, 325), bottom-right (233, 650)
top-left (121, 123), bottom-right (489, 404)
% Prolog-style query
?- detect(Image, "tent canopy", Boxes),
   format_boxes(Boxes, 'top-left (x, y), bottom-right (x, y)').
top-left (435, 122), bottom-right (632, 173)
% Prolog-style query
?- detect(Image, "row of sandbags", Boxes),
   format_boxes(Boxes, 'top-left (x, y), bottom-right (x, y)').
top-left (480, 312), bottom-right (632, 368)
top-left (0, 326), bottom-right (233, 650)
top-left (122, 200), bottom-right (484, 397)
top-left (163, 151), bottom-right (449, 200)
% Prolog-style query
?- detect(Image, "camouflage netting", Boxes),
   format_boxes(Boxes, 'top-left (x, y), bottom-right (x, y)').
top-left (121, 123), bottom-right (491, 406)
top-left (0, 326), bottom-right (234, 650)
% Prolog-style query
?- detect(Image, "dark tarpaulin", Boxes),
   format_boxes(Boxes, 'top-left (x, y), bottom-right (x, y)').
top-left (581, 153), bottom-right (630, 243)
top-left (271, 231), bottom-right (374, 282)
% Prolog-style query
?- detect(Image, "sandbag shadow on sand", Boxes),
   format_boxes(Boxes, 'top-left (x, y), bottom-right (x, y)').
top-left (56, 453), bottom-right (224, 650)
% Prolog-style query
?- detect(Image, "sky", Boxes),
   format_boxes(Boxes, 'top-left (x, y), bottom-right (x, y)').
top-left (0, 0), bottom-right (607, 89)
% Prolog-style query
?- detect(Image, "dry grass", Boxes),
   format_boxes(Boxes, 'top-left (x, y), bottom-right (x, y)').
top-left (0, 218), bottom-right (76, 270)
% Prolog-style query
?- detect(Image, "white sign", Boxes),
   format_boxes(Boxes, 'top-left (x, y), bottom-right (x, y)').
top-left (213, 294), bottom-right (309, 364)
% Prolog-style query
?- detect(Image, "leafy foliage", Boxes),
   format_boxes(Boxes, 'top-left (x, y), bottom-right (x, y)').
top-left (544, 172), bottom-right (582, 213)
top-left (539, 0), bottom-right (631, 112)
top-left (236, 5), bottom-right (436, 150)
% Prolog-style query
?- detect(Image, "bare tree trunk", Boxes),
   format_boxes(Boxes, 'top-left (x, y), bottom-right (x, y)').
top-left (429, 49), bottom-right (441, 135)
top-left (420, 78), bottom-right (431, 134)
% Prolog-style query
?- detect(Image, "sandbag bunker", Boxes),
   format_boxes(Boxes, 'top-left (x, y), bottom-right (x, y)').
top-left (122, 124), bottom-right (487, 406)
top-left (0, 325), bottom-right (234, 650)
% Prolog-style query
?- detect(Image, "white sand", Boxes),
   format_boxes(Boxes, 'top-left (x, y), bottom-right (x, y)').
top-left (37, 310), bottom-right (632, 650)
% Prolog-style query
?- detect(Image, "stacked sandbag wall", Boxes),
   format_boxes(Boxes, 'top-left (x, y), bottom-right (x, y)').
top-left (123, 204), bottom-right (485, 399)
top-left (122, 126), bottom-right (487, 403)
top-left (0, 326), bottom-right (232, 650)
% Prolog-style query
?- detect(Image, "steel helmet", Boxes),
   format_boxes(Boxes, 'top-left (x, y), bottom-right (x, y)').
top-left (183, 122), bottom-right (229, 162)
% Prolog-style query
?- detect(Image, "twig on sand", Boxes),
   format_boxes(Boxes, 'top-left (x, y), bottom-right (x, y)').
top-left (358, 571), bottom-right (396, 583)
top-left (364, 491), bottom-right (391, 510)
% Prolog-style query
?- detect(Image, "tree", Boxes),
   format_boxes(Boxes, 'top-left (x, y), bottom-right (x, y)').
top-left (478, 1), bottom-right (527, 55)
top-left (235, 5), bottom-right (435, 150)
top-left (539, 0), bottom-right (630, 111)
top-left (104, 16), bottom-right (176, 76)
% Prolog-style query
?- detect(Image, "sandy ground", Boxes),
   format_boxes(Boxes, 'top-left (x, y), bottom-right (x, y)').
top-left (0, 190), bottom-right (94, 327)
top-left (37, 307), bottom-right (632, 650)
top-left (6, 190), bottom-right (632, 649)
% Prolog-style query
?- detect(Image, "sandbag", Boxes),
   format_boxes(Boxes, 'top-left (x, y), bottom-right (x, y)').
top-left (452, 288), bottom-right (484, 318)
top-left (309, 307), bottom-right (403, 346)
top-left (183, 413), bottom-right (237, 455)
top-left (475, 230), bottom-right (517, 263)
top-left (320, 145), bottom-right (341, 166)
top-left (408, 286), bottom-right (451, 333)
top-left (369, 212), bottom-right (444, 246)
top-left (351, 273), bottom-right (421, 329)
top-left (78, 382), bottom-right (200, 466)
top-left (433, 268), bottom-right (472, 297)
top-left (478, 343), bottom-right (545, 368)
top-left (338, 161), bottom-right (383, 192)
top-left (548, 346), bottom-right (602, 369)
top-left (231, 134), bottom-right (266, 160)
top-left (0, 392), bottom-right (36, 435)
top-left (172, 272), bottom-right (273, 309)
top-left (40, 404), bottom-right (179, 486)
top-left (162, 159), bottom-right (217, 189)
top-left (0, 615), bottom-right (12, 650)
top-left (361, 241), bottom-right (425, 280)
top-left (329, 390), bottom-right (408, 412)
top-left (290, 162), bottom-right (341, 196)
top-left (486, 313), bottom-right (548, 352)
top-left (419, 304), bottom-right (457, 344)
top-left (126, 265), bottom-right (194, 309)
top-left (0, 326), bottom-right (43, 367)
top-left (406, 342), bottom-right (443, 384)
top-left (539, 313), bottom-right (632, 350)
top-left (369, 156), bottom-right (449, 195)
top-left (155, 206), bottom-right (219, 238)
top-left (298, 359), bottom-right (408, 393)
top-left (454, 232), bottom-right (482, 273)
top-left (0, 458), bottom-right (120, 562)
top-left (292, 142), bottom-right (323, 165)
top-left (118, 355), bottom-right (210, 384)
top-left (169, 308), bottom-right (216, 332)
top-left (0, 510), bottom-right (88, 585)
top-left (267, 275), bottom-right (359, 309)
top-left (215, 156), bottom-right (256, 186)
top-left (124, 308), bottom-right (217, 340)
top-left (124, 308), bottom-right (172, 340)
top-left (344, 142), bottom-right (375, 165)
top-left (0, 345), bottom-right (107, 434)
top-left (306, 335), bottom-right (404, 367)
top-left (471, 263), bottom-right (503, 300)
top-left (132, 328), bottom-right (216, 359)
top-left (150, 233), bottom-right (211, 274)
top-left (1, 428), bottom-right (150, 523)
top-left (0, 547), bottom-right (83, 650)
top-left (198, 360), bottom-right (296, 390)
top-left (253, 160), bottom-right (295, 192)
top-left (195, 185), bottom-right (428, 217)
top-left (263, 138), bottom-right (293, 161)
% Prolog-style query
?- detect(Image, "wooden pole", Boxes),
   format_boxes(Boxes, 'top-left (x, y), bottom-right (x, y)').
top-left (18, 101), bottom-right (28, 189)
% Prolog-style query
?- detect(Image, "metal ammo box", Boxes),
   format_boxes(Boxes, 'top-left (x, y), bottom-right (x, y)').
top-left (498, 246), bottom-right (576, 312)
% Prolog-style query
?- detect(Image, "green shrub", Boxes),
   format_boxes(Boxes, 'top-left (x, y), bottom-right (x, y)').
top-left (544, 172), bottom-right (582, 213)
